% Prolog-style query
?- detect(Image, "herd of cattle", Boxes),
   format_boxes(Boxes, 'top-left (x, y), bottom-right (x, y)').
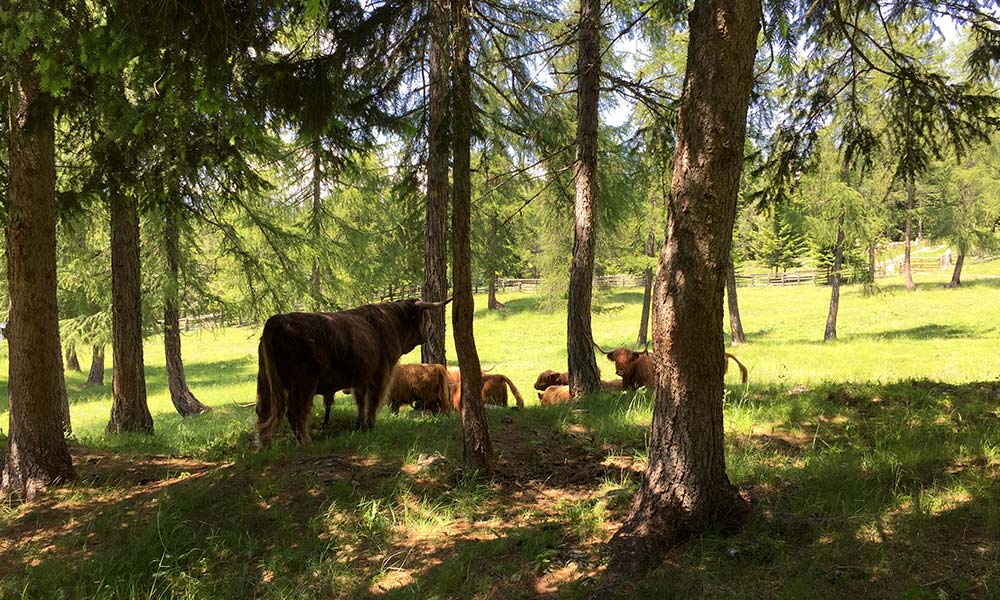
top-left (252, 298), bottom-right (748, 447)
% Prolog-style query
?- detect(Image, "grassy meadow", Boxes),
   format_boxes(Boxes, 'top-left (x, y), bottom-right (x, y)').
top-left (1, 261), bottom-right (999, 598)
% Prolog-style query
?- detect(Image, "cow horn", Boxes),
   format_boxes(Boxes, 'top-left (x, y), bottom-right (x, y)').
top-left (415, 297), bottom-right (453, 309)
top-left (639, 341), bottom-right (650, 354)
top-left (592, 339), bottom-right (609, 354)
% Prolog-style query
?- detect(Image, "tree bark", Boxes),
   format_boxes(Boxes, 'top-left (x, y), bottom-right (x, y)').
top-left (865, 241), bottom-right (876, 296)
top-left (65, 346), bottom-right (82, 372)
top-left (164, 192), bottom-right (209, 416)
top-left (1, 65), bottom-right (76, 501)
top-left (451, 0), bottom-right (494, 475)
top-left (607, 0), bottom-right (760, 576)
top-left (310, 136), bottom-right (323, 310)
top-left (636, 229), bottom-right (655, 347)
top-left (824, 215), bottom-right (845, 341)
top-left (947, 251), bottom-right (965, 288)
top-left (726, 257), bottom-right (746, 345)
top-left (107, 190), bottom-right (153, 434)
top-left (903, 176), bottom-right (916, 292)
top-left (567, 0), bottom-right (602, 397)
top-left (87, 345), bottom-right (105, 386)
top-left (421, 0), bottom-right (451, 365)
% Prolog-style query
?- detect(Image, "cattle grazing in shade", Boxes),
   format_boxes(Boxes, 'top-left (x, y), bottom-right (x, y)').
top-left (254, 298), bottom-right (451, 446)
top-left (534, 369), bottom-right (569, 391)
top-left (481, 374), bottom-right (525, 408)
top-left (599, 343), bottom-right (750, 391)
top-left (387, 363), bottom-right (452, 414)
top-left (538, 385), bottom-right (572, 405)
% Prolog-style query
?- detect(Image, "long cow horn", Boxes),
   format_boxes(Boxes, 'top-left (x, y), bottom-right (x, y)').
top-left (592, 339), bottom-right (609, 354)
top-left (415, 297), bottom-right (453, 309)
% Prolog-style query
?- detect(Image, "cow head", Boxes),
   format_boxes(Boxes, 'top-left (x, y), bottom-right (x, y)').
top-left (400, 297), bottom-right (452, 351)
top-left (605, 347), bottom-right (645, 377)
top-left (534, 369), bottom-right (563, 391)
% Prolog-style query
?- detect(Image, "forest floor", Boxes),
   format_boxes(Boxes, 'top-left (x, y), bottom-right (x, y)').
top-left (1, 262), bottom-right (999, 599)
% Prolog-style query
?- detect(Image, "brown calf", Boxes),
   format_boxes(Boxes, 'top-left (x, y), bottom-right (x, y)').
top-left (533, 369), bottom-right (569, 391)
top-left (538, 385), bottom-right (572, 405)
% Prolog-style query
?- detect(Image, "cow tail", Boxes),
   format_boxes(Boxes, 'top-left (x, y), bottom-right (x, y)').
top-left (257, 321), bottom-right (286, 441)
top-left (725, 353), bottom-right (749, 384)
top-left (502, 375), bottom-right (525, 408)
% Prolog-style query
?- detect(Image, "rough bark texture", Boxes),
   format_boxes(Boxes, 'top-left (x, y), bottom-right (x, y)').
top-left (726, 257), bottom-right (746, 346)
top-left (164, 195), bottom-right (210, 416)
top-left (87, 345), bottom-right (105, 386)
top-left (108, 191), bottom-right (153, 434)
top-left (903, 177), bottom-right (917, 292)
top-left (948, 252), bottom-right (965, 288)
top-left (636, 229), bottom-right (655, 347)
top-left (421, 0), bottom-right (451, 366)
top-left (607, 0), bottom-right (761, 577)
top-left (567, 0), bottom-right (602, 397)
top-left (824, 216), bottom-right (846, 341)
top-left (65, 346), bottom-right (82, 372)
top-left (1, 66), bottom-right (76, 501)
top-left (310, 137), bottom-right (323, 310)
top-left (451, 0), bottom-right (494, 475)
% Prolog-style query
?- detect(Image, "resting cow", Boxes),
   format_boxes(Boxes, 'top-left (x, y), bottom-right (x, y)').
top-left (600, 344), bottom-right (749, 390)
top-left (534, 369), bottom-right (569, 391)
top-left (538, 385), bottom-right (571, 405)
top-left (255, 298), bottom-right (450, 446)
top-left (387, 363), bottom-right (452, 414)
top-left (447, 368), bottom-right (524, 409)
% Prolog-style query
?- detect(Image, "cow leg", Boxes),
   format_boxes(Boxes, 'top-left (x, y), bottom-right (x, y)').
top-left (353, 387), bottom-right (366, 430)
top-left (322, 394), bottom-right (335, 429)
top-left (287, 381), bottom-right (316, 445)
top-left (363, 383), bottom-right (381, 431)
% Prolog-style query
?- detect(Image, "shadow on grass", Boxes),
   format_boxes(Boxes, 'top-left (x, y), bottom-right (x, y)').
top-left (848, 323), bottom-right (976, 341)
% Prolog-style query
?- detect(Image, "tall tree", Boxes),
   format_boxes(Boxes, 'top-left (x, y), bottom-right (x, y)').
top-left (567, 0), bottom-right (602, 396)
top-left (636, 229), bottom-right (655, 347)
top-left (608, 0), bottom-right (761, 575)
top-left (726, 257), bottom-right (746, 345)
top-left (1, 61), bottom-right (76, 500)
top-left (422, 0), bottom-right (451, 365)
top-left (451, 0), bottom-right (494, 475)
top-left (107, 189), bottom-right (153, 434)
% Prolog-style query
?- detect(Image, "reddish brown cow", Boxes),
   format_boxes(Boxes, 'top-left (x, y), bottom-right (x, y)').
top-left (255, 298), bottom-right (450, 446)
top-left (387, 363), bottom-right (451, 414)
top-left (601, 346), bottom-right (749, 391)
top-left (447, 368), bottom-right (524, 409)
top-left (446, 366), bottom-right (461, 411)
top-left (538, 385), bottom-right (571, 405)
top-left (533, 369), bottom-right (569, 391)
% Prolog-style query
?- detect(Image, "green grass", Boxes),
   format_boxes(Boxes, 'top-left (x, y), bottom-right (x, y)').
top-left (2, 261), bottom-right (1000, 598)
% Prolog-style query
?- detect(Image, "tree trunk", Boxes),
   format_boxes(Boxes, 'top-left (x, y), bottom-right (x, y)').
top-left (1, 65), bottom-right (76, 501)
top-left (107, 191), bottom-right (153, 434)
top-left (865, 241), bottom-right (876, 296)
top-left (824, 215), bottom-right (845, 341)
top-left (903, 176), bottom-right (916, 292)
top-left (65, 346), bottom-right (82, 372)
top-left (726, 257), bottom-right (746, 345)
top-left (947, 252), bottom-right (965, 288)
top-left (164, 192), bottom-right (210, 416)
top-left (636, 229), bottom-right (655, 347)
top-left (451, 0), bottom-right (494, 475)
top-left (310, 137), bottom-right (323, 310)
top-left (421, 0), bottom-right (450, 366)
top-left (607, 0), bottom-right (761, 576)
top-left (487, 271), bottom-right (505, 310)
top-left (567, 0), bottom-right (602, 397)
top-left (87, 345), bottom-right (105, 386)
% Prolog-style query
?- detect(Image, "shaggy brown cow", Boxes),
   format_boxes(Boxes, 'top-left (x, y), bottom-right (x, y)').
top-left (481, 374), bottom-right (525, 408)
top-left (446, 368), bottom-right (524, 409)
top-left (538, 385), bottom-right (571, 405)
top-left (601, 346), bottom-right (749, 390)
top-left (387, 363), bottom-right (451, 414)
top-left (255, 298), bottom-right (450, 446)
top-left (533, 369), bottom-right (569, 391)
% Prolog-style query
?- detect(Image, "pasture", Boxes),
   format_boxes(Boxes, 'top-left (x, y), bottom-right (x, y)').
top-left (1, 263), bottom-right (999, 599)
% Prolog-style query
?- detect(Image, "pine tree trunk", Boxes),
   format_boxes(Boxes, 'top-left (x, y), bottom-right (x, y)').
top-left (636, 229), bottom-right (655, 347)
top-left (421, 0), bottom-right (450, 366)
top-left (87, 345), bottom-right (105, 386)
top-left (567, 0), bottom-right (602, 396)
top-left (310, 136), bottom-right (323, 310)
top-left (487, 271), bottom-right (505, 310)
top-left (726, 257), bottom-right (746, 345)
top-left (1, 64), bottom-right (76, 501)
top-left (164, 194), bottom-right (209, 417)
top-left (107, 191), bottom-right (153, 434)
top-left (452, 0), bottom-right (493, 476)
top-left (65, 346), bottom-right (82, 372)
top-left (607, 0), bottom-right (760, 576)
top-left (947, 252), bottom-right (965, 288)
top-left (865, 241), bottom-right (876, 296)
top-left (824, 216), bottom-right (845, 341)
top-left (903, 176), bottom-right (916, 292)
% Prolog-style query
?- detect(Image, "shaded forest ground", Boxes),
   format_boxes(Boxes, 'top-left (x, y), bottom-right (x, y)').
top-left (1, 263), bottom-right (999, 598)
